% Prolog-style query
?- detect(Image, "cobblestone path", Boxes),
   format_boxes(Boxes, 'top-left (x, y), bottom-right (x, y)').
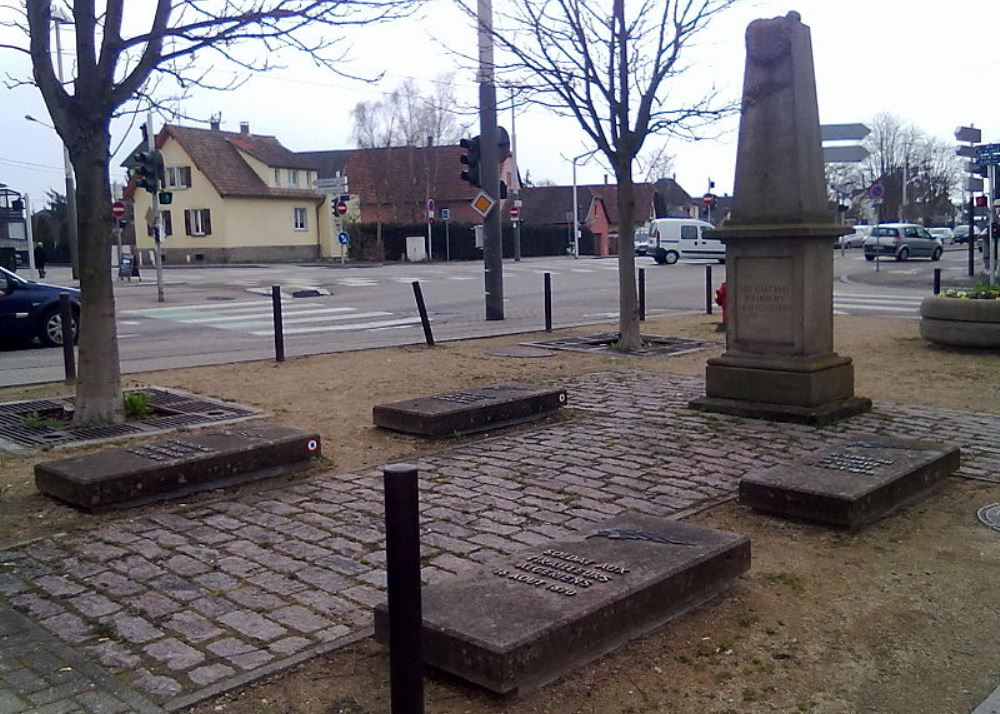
top-left (1, 371), bottom-right (997, 711)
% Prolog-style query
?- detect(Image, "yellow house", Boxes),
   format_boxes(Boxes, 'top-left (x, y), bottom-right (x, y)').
top-left (130, 121), bottom-right (329, 263)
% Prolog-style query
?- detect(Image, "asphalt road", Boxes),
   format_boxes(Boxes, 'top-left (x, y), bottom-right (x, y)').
top-left (0, 246), bottom-right (981, 387)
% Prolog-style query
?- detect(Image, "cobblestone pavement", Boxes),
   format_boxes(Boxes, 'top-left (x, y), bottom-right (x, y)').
top-left (1, 371), bottom-right (998, 711)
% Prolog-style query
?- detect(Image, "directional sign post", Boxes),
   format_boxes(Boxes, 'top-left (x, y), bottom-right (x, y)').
top-left (820, 123), bottom-right (871, 164)
top-left (956, 126), bottom-right (982, 277)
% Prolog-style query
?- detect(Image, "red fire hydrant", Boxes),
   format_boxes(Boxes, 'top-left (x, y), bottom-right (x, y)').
top-left (715, 282), bottom-right (728, 327)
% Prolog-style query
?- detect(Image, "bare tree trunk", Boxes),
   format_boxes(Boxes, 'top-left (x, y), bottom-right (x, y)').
top-left (71, 129), bottom-right (123, 423)
top-left (616, 159), bottom-right (641, 351)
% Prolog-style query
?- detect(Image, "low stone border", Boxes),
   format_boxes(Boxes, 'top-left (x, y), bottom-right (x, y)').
top-left (919, 296), bottom-right (1000, 349)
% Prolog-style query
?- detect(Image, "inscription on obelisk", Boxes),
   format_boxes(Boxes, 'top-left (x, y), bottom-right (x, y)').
top-left (735, 257), bottom-right (794, 347)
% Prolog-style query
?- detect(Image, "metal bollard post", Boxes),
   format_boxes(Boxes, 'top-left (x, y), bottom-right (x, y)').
top-left (271, 285), bottom-right (285, 363)
top-left (383, 464), bottom-right (425, 714)
top-left (705, 265), bottom-right (713, 315)
top-left (933, 268), bottom-right (941, 295)
top-left (638, 268), bottom-right (646, 322)
top-left (412, 281), bottom-right (434, 346)
top-left (544, 272), bottom-right (552, 333)
top-left (59, 292), bottom-right (76, 384)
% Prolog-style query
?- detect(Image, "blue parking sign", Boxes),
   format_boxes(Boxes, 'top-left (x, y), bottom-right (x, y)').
top-left (338, 231), bottom-right (350, 246)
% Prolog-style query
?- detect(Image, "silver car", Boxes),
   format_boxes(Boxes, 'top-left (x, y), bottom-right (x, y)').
top-left (864, 223), bottom-right (943, 262)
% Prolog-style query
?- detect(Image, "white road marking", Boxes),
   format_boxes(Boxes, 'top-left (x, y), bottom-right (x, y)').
top-left (179, 307), bottom-right (356, 324)
top-left (124, 300), bottom-right (275, 315)
top-left (251, 316), bottom-right (421, 336)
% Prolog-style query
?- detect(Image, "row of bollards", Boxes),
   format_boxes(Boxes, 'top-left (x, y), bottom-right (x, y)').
top-left (269, 282), bottom-right (438, 363)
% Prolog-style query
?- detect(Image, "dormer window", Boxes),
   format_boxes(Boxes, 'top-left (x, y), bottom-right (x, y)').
top-left (274, 168), bottom-right (281, 186)
top-left (289, 169), bottom-right (299, 187)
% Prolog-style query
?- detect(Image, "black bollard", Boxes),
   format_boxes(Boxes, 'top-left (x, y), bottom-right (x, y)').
top-left (412, 281), bottom-right (434, 347)
top-left (638, 268), bottom-right (646, 322)
top-left (933, 268), bottom-right (941, 295)
top-left (271, 285), bottom-right (285, 363)
top-left (59, 292), bottom-right (76, 384)
top-left (383, 464), bottom-right (425, 714)
top-left (705, 265), bottom-right (713, 315)
top-left (544, 273), bottom-right (553, 332)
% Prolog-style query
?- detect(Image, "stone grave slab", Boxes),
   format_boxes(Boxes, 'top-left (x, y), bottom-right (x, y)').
top-left (374, 514), bottom-right (750, 695)
top-left (740, 435), bottom-right (960, 528)
top-left (372, 383), bottom-right (566, 438)
top-left (35, 422), bottom-right (321, 511)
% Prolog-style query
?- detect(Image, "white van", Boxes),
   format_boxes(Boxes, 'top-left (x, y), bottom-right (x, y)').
top-left (647, 218), bottom-right (724, 264)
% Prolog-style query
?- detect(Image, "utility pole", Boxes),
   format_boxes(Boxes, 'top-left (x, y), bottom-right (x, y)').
top-left (24, 193), bottom-right (37, 280)
top-left (146, 113), bottom-right (165, 302)
top-left (477, 0), bottom-right (504, 320)
top-left (52, 10), bottom-right (79, 280)
top-left (511, 89), bottom-right (521, 262)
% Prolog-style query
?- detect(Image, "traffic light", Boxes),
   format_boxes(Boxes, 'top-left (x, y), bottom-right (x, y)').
top-left (131, 149), bottom-right (164, 195)
top-left (459, 135), bottom-right (481, 187)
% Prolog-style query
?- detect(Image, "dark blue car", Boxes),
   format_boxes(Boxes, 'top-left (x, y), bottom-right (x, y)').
top-left (0, 267), bottom-right (80, 347)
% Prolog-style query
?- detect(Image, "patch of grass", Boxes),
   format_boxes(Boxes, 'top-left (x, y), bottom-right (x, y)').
top-left (123, 391), bottom-right (153, 420)
top-left (760, 570), bottom-right (805, 593)
top-left (21, 412), bottom-right (61, 430)
top-left (737, 613), bottom-right (759, 628)
top-left (742, 687), bottom-right (758, 702)
top-left (752, 657), bottom-right (776, 675)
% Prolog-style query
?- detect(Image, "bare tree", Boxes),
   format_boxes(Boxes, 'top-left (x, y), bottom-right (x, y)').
top-left (469, 0), bottom-right (736, 350)
top-left (352, 74), bottom-right (468, 148)
top-left (1, 0), bottom-right (414, 422)
top-left (641, 143), bottom-right (675, 183)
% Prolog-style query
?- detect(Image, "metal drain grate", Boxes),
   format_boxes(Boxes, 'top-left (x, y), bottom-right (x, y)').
top-left (0, 388), bottom-right (262, 452)
top-left (525, 333), bottom-right (719, 357)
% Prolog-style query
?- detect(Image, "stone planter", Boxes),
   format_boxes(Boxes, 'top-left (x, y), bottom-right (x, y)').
top-left (919, 296), bottom-right (1000, 348)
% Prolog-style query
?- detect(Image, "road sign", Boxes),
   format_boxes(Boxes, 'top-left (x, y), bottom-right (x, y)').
top-left (440, 208), bottom-right (450, 221)
top-left (967, 177), bottom-right (985, 192)
top-left (955, 126), bottom-right (982, 144)
top-left (822, 145), bottom-right (870, 163)
top-left (337, 231), bottom-right (350, 245)
top-left (702, 193), bottom-right (716, 206)
top-left (317, 176), bottom-right (348, 192)
top-left (956, 145), bottom-right (978, 158)
top-left (471, 191), bottom-right (495, 218)
top-left (869, 183), bottom-right (885, 201)
top-left (111, 201), bottom-right (126, 218)
top-left (820, 123), bottom-right (871, 142)
top-left (974, 143), bottom-right (1000, 166)
top-left (426, 198), bottom-right (435, 213)
top-left (510, 205), bottom-right (520, 219)
top-left (335, 200), bottom-right (348, 216)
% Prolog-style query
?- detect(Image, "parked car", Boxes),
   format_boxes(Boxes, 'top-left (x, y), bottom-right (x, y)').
top-left (953, 225), bottom-right (985, 244)
top-left (928, 227), bottom-right (954, 244)
top-left (648, 218), bottom-right (724, 264)
top-left (839, 225), bottom-right (870, 248)
top-left (0, 266), bottom-right (80, 348)
top-left (633, 227), bottom-right (650, 256)
top-left (863, 223), bottom-right (943, 262)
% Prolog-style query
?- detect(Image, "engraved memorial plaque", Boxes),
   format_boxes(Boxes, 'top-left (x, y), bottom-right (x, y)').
top-left (734, 256), bottom-right (795, 348)
top-left (740, 435), bottom-right (960, 528)
top-left (373, 514), bottom-right (750, 695)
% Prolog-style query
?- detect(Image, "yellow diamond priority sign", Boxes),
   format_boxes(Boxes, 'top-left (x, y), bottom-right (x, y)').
top-left (471, 191), bottom-right (495, 218)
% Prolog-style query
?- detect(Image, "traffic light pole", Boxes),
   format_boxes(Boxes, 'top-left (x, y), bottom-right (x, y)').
top-left (477, 0), bottom-right (504, 320)
top-left (146, 113), bottom-right (165, 303)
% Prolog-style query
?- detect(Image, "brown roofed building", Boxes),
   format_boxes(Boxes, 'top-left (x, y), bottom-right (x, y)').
top-left (128, 122), bottom-right (332, 263)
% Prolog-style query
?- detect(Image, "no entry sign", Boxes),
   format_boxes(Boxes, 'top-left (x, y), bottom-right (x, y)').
top-left (111, 201), bottom-right (126, 218)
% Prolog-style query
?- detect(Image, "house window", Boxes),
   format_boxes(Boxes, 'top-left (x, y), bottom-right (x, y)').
top-left (164, 166), bottom-right (192, 189)
top-left (184, 209), bottom-right (212, 236)
top-left (293, 207), bottom-right (307, 230)
top-left (274, 168), bottom-right (281, 186)
top-left (288, 169), bottom-right (299, 187)
top-left (145, 210), bottom-right (173, 237)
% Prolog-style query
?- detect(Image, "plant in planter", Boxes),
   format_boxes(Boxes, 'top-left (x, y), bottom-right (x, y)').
top-left (920, 282), bottom-right (1000, 348)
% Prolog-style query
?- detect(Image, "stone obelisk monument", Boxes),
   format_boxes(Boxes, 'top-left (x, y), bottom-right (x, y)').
top-left (690, 11), bottom-right (871, 424)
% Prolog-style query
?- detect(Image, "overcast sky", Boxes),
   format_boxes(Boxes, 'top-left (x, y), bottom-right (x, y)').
top-left (2, 0), bottom-right (998, 209)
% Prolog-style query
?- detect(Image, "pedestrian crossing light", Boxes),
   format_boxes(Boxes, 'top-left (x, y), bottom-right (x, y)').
top-left (131, 150), bottom-right (164, 195)
top-left (459, 135), bottom-right (481, 187)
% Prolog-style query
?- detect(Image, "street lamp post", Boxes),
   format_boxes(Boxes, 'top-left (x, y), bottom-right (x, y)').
top-left (568, 150), bottom-right (594, 259)
top-left (50, 6), bottom-right (79, 280)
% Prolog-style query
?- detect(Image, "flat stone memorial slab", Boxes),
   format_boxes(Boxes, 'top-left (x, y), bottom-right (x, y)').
top-left (372, 383), bottom-right (566, 438)
top-left (374, 514), bottom-right (750, 695)
top-left (35, 422), bottom-right (321, 511)
top-left (740, 435), bottom-right (960, 528)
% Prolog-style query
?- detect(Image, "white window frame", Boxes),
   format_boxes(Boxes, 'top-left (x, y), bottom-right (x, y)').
top-left (164, 166), bottom-right (189, 189)
top-left (191, 209), bottom-right (207, 236)
top-left (293, 207), bottom-right (307, 231)
top-left (288, 169), bottom-right (299, 187)
top-left (274, 168), bottom-right (281, 186)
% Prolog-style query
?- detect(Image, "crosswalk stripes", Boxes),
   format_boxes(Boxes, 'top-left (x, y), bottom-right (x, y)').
top-left (832, 291), bottom-right (924, 316)
top-left (122, 301), bottom-right (421, 336)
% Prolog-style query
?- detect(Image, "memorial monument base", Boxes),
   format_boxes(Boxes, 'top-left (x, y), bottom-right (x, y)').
top-left (689, 394), bottom-right (872, 426)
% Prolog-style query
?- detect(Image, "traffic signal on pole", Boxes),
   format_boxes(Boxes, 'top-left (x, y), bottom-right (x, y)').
top-left (459, 136), bottom-right (481, 187)
top-left (131, 149), bottom-right (164, 195)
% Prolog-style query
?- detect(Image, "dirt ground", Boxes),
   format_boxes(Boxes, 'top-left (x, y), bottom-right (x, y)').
top-left (1, 313), bottom-right (998, 712)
